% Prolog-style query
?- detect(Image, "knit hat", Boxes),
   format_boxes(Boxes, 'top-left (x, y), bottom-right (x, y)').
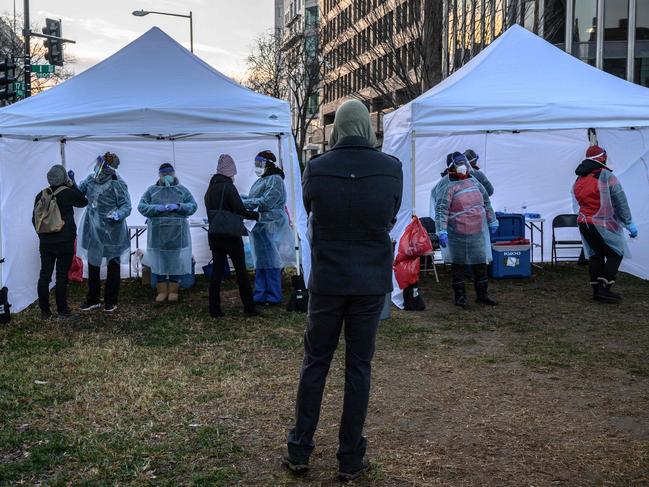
top-left (47, 164), bottom-right (68, 187)
top-left (217, 154), bottom-right (237, 178)
top-left (586, 145), bottom-right (607, 164)
top-left (159, 162), bottom-right (175, 174)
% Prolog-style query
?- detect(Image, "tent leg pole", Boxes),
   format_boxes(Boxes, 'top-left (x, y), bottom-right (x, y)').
top-left (281, 135), bottom-right (301, 277)
top-left (411, 132), bottom-right (417, 216)
top-left (60, 139), bottom-right (66, 168)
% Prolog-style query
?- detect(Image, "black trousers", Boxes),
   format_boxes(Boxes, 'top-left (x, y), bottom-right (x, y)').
top-left (38, 242), bottom-right (74, 314)
top-left (452, 263), bottom-right (488, 285)
top-left (209, 238), bottom-right (254, 315)
top-left (579, 223), bottom-right (623, 283)
top-left (287, 293), bottom-right (384, 473)
top-left (87, 258), bottom-right (121, 306)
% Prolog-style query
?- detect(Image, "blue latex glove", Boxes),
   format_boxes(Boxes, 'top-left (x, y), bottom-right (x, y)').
top-left (165, 203), bottom-right (180, 212)
top-left (112, 211), bottom-right (122, 221)
top-left (67, 170), bottom-right (75, 182)
top-left (627, 223), bottom-right (638, 238)
top-left (154, 204), bottom-right (167, 213)
top-left (489, 222), bottom-right (499, 237)
top-left (438, 231), bottom-right (448, 248)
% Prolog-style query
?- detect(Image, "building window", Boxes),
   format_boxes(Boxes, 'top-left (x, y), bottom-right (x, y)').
top-left (635, 0), bottom-right (649, 86)
top-left (544, 0), bottom-right (566, 45)
top-left (573, 0), bottom-right (597, 66)
top-left (603, 0), bottom-right (629, 79)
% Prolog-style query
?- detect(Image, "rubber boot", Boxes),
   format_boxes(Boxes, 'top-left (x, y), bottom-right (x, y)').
top-left (168, 282), bottom-right (180, 303)
top-left (155, 282), bottom-right (169, 303)
top-left (594, 281), bottom-right (621, 303)
top-left (475, 280), bottom-right (498, 306)
top-left (452, 282), bottom-right (468, 307)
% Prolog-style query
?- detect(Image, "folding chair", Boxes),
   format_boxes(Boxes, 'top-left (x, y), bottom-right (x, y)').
top-left (419, 217), bottom-right (440, 283)
top-left (551, 214), bottom-right (583, 264)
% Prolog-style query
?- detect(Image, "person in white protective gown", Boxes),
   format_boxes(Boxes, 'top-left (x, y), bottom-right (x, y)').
top-left (138, 163), bottom-right (198, 303)
top-left (77, 152), bottom-right (132, 313)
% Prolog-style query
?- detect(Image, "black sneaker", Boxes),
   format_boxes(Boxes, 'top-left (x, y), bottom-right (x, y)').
top-left (281, 454), bottom-right (309, 474)
top-left (104, 304), bottom-right (118, 313)
top-left (41, 311), bottom-right (53, 321)
top-left (338, 458), bottom-right (370, 482)
top-left (79, 302), bottom-right (101, 312)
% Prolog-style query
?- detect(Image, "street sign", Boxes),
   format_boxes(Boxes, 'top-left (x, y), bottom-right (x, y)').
top-left (31, 65), bottom-right (55, 74)
top-left (35, 73), bottom-right (52, 79)
top-left (12, 81), bottom-right (25, 90)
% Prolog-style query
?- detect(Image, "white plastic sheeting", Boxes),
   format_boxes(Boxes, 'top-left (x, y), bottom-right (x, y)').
top-left (0, 135), bottom-right (308, 313)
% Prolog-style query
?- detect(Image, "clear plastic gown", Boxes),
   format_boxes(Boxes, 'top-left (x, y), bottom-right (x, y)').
top-left (138, 184), bottom-right (198, 276)
top-left (573, 170), bottom-right (633, 258)
top-left (243, 174), bottom-right (296, 269)
top-left (77, 175), bottom-right (132, 267)
top-left (433, 176), bottom-right (497, 265)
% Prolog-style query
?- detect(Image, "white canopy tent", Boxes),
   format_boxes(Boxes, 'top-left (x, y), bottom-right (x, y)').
top-left (0, 27), bottom-right (309, 312)
top-left (384, 25), bottom-right (649, 304)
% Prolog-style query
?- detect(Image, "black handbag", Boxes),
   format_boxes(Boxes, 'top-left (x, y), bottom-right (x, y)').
top-left (286, 273), bottom-right (309, 313)
top-left (208, 186), bottom-right (247, 238)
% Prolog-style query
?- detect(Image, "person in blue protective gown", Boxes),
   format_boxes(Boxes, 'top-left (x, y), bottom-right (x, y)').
top-left (573, 145), bottom-right (637, 303)
top-left (242, 150), bottom-right (296, 305)
top-left (434, 152), bottom-right (499, 307)
top-left (77, 152), bottom-right (132, 313)
top-left (138, 163), bottom-right (197, 303)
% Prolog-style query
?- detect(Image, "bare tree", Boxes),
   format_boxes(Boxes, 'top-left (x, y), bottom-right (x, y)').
top-left (329, 0), bottom-right (442, 112)
top-left (245, 25), bottom-right (327, 167)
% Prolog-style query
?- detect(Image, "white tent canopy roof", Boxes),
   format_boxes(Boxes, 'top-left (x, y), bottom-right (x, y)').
top-left (384, 25), bottom-right (649, 135)
top-left (0, 27), bottom-right (290, 137)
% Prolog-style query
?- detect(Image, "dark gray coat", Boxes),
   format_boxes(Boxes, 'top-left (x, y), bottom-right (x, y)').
top-left (303, 136), bottom-right (403, 296)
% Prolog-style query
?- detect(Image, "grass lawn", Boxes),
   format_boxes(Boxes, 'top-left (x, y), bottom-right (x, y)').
top-left (1, 265), bottom-right (648, 486)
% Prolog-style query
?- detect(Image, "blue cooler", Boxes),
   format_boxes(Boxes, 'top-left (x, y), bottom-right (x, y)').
top-left (491, 243), bottom-right (531, 278)
top-left (493, 213), bottom-right (526, 242)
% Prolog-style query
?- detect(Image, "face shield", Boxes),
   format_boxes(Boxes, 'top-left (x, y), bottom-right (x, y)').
top-left (254, 156), bottom-right (267, 177)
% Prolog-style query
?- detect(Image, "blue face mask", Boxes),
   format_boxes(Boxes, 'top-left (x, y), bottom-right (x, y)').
top-left (162, 175), bottom-right (174, 186)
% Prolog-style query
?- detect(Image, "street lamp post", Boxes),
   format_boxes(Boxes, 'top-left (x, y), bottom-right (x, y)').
top-left (132, 9), bottom-right (193, 53)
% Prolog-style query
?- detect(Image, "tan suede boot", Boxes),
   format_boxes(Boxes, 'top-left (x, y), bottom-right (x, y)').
top-left (168, 282), bottom-right (180, 302)
top-left (156, 282), bottom-right (169, 303)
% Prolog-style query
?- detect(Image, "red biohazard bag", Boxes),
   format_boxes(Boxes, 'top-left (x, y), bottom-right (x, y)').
top-left (393, 216), bottom-right (433, 290)
top-left (68, 239), bottom-right (84, 283)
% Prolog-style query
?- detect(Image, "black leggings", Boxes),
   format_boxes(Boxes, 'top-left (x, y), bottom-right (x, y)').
top-left (38, 243), bottom-right (74, 313)
top-left (87, 258), bottom-right (121, 306)
top-left (209, 238), bottom-right (255, 314)
top-left (579, 223), bottom-right (623, 284)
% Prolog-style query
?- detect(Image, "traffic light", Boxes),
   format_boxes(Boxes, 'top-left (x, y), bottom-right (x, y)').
top-left (0, 58), bottom-right (17, 101)
top-left (42, 18), bottom-right (64, 67)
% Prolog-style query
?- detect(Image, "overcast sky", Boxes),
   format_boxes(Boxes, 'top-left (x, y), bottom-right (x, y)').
top-left (1, 0), bottom-right (273, 78)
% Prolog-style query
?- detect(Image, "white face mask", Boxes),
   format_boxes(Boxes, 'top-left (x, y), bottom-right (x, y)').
top-left (254, 167), bottom-right (264, 177)
top-left (456, 164), bottom-right (468, 175)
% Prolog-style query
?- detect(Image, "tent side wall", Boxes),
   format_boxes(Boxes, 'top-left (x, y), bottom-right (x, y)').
top-left (1, 135), bottom-right (309, 313)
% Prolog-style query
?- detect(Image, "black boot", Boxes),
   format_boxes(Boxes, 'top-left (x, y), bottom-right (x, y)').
top-left (452, 282), bottom-right (468, 307)
top-left (594, 281), bottom-right (621, 303)
top-left (475, 280), bottom-right (498, 306)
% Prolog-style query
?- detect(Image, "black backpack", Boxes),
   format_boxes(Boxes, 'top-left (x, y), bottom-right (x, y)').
top-left (286, 275), bottom-right (309, 313)
top-left (0, 287), bottom-right (11, 325)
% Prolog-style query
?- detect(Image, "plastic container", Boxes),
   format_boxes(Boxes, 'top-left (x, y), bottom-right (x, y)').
top-left (491, 243), bottom-right (531, 279)
top-left (493, 213), bottom-right (526, 242)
